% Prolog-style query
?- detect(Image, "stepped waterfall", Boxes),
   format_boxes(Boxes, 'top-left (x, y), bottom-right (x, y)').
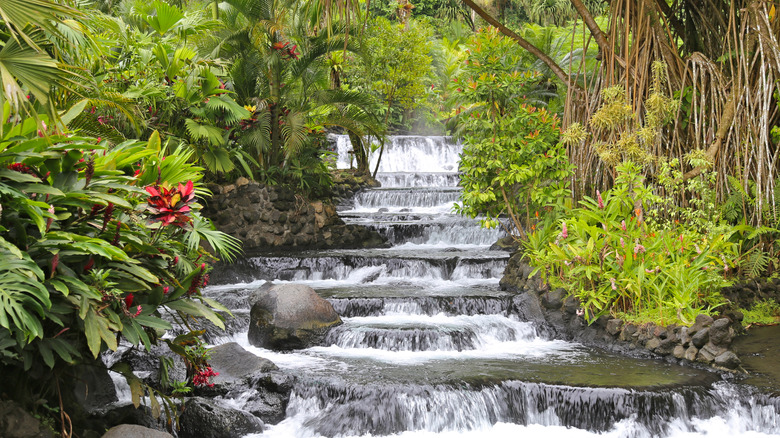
top-left (201, 135), bottom-right (780, 438)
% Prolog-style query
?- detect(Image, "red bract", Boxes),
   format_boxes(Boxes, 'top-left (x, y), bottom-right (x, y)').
top-left (192, 366), bottom-right (219, 387)
top-left (145, 181), bottom-right (195, 227)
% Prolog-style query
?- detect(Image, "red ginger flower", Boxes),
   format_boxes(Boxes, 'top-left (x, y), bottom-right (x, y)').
top-left (145, 180), bottom-right (195, 227)
top-left (193, 366), bottom-right (219, 387)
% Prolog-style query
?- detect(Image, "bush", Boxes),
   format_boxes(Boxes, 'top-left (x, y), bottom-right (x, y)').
top-left (452, 28), bottom-right (572, 239)
top-left (0, 123), bottom-right (241, 428)
top-left (524, 161), bottom-right (736, 325)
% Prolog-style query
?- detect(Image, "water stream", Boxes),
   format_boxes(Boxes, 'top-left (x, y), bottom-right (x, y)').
top-left (205, 135), bottom-right (780, 438)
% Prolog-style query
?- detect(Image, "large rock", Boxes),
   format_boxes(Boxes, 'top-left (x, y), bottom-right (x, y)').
top-left (208, 342), bottom-right (278, 385)
top-left (178, 398), bottom-right (263, 438)
top-left (102, 425), bottom-right (172, 438)
top-left (248, 284), bottom-right (342, 350)
top-left (0, 401), bottom-right (53, 438)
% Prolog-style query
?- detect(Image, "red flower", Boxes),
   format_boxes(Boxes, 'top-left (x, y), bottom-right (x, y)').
top-left (145, 180), bottom-right (195, 227)
top-left (124, 293), bottom-right (134, 308)
top-left (193, 366), bottom-right (219, 387)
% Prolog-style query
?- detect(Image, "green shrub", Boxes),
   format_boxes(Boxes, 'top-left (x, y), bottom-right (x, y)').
top-left (741, 299), bottom-right (780, 326)
top-left (524, 161), bottom-right (736, 325)
top-left (0, 120), bottom-right (241, 426)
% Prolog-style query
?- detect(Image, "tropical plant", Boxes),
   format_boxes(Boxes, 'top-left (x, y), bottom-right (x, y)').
top-left (0, 121), bottom-right (240, 433)
top-left (214, 0), bottom-right (382, 192)
top-left (451, 28), bottom-right (572, 240)
top-left (524, 161), bottom-right (736, 326)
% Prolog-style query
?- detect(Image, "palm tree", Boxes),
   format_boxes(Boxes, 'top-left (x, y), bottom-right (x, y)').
top-left (216, 0), bottom-right (383, 184)
top-left (0, 0), bottom-right (83, 129)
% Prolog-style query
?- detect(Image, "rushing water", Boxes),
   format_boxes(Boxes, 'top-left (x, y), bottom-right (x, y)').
top-left (204, 135), bottom-right (780, 438)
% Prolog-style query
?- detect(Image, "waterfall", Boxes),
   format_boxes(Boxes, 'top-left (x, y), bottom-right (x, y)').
top-left (201, 135), bottom-right (780, 438)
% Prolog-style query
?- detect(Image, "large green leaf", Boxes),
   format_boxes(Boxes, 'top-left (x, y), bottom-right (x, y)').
top-left (144, 1), bottom-right (185, 35)
top-left (0, 37), bottom-right (63, 105)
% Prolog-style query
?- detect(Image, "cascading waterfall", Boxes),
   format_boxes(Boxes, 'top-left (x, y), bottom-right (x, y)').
top-left (202, 135), bottom-right (780, 438)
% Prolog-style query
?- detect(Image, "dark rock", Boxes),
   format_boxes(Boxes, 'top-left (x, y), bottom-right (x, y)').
top-left (73, 364), bottom-right (118, 413)
top-left (655, 338), bottom-right (678, 356)
top-left (101, 425), bottom-right (172, 438)
top-left (179, 397), bottom-right (263, 438)
top-left (714, 351), bottom-right (741, 369)
top-left (512, 292), bottom-right (545, 326)
top-left (691, 327), bottom-right (709, 349)
top-left (619, 324), bottom-right (638, 342)
top-left (709, 318), bottom-right (734, 347)
top-left (689, 314), bottom-right (714, 335)
top-left (242, 373), bottom-right (295, 424)
top-left (606, 319), bottom-right (623, 336)
top-left (679, 327), bottom-right (691, 347)
top-left (645, 338), bottom-right (661, 351)
top-left (489, 236), bottom-right (519, 252)
top-left (209, 342), bottom-right (278, 384)
top-left (0, 400), bottom-right (53, 438)
top-left (541, 288), bottom-right (565, 309)
top-left (248, 284), bottom-right (342, 350)
top-left (562, 296), bottom-right (579, 314)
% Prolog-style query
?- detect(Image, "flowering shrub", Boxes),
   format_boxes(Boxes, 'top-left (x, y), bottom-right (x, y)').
top-left (0, 128), bottom-right (241, 427)
top-left (524, 161), bottom-right (737, 325)
top-left (452, 28), bottom-right (572, 240)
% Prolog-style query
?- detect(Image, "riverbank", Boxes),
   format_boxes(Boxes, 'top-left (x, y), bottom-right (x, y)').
top-left (499, 251), bottom-right (780, 372)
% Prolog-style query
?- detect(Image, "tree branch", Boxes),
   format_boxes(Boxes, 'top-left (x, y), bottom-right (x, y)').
top-left (569, 0), bottom-right (609, 54)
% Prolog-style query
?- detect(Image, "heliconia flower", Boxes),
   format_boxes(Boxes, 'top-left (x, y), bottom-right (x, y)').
top-left (597, 190), bottom-right (604, 209)
top-left (112, 221), bottom-right (122, 246)
top-left (8, 163), bottom-right (34, 175)
top-left (46, 205), bottom-right (55, 232)
top-left (560, 222), bottom-right (568, 239)
top-left (51, 254), bottom-right (59, 277)
top-left (102, 202), bottom-right (114, 232)
top-left (192, 366), bottom-right (219, 387)
top-left (621, 220), bottom-right (626, 231)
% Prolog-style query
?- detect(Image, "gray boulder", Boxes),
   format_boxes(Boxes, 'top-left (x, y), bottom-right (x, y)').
top-left (179, 397), bottom-right (263, 438)
top-left (208, 342), bottom-right (278, 385)
top-left (0, 401), bottom-right (52, 438)
top-left (102, 425), bottom-right (172, 438)
top-left (248, 284), bottom-right (342, 350)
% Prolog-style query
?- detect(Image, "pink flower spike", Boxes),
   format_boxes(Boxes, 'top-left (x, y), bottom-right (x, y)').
top-left (596, 190), bottom-right (604, 209)
top-left (560, 222), bottom-right (568, 239)
top-left (621, 220), bottom-right (626, 231)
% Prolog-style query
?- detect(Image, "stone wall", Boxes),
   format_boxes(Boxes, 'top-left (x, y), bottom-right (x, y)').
top-left (203, 178), bottom-right (386, 251)
top-left (501, 252), bottom-right (743, 372)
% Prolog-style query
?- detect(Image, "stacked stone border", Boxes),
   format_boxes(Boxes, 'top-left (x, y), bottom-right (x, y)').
top-left (203, 178), bottom-right (386, 251)
top-left (501, 253), bottom-right (743, 371)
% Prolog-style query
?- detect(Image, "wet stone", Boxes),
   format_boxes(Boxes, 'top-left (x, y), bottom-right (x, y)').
top-left (541, 288), bottom-right (565, 309)
top-left (692, 327), bottom-right (709, 348)
top-left (606, 319), bottom-right (623, 336)
top-left (709, 318), bottom-right (733, 346)
top-left (714, 351), bottom-right (741, 370)
top-left (684, 346), bottom-right (698, 362)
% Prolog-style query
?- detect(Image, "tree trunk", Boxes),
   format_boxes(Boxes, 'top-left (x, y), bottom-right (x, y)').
top-left (461, 0), bottom-right (582, 91)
